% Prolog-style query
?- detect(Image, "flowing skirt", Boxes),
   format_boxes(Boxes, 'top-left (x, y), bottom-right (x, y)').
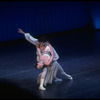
top-left (37, 61), bottom-right (59, 86)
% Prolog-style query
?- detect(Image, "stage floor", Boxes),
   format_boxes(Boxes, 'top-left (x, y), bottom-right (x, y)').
top-left (0, 30), bottom-right (100, 99)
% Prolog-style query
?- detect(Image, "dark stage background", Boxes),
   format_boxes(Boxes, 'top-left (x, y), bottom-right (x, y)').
top-left (0, 1), bottom-right (90, 42)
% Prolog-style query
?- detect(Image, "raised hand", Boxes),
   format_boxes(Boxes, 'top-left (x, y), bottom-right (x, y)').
top-left (18, 28), bottom-right (25, 34)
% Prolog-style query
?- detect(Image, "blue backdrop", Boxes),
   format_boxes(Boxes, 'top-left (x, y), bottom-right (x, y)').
top-left (89, 1), bottom-right (100, 29)
top-left (0, 1), bottom-right (92, 42)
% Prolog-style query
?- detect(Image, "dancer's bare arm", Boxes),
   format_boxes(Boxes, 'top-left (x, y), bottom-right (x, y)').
top-left (36, 44), bottom-right (42, 61)
top-left (18, 28), bottom-right (25, 34)
top-left (44, 44), bottom-right (54, 66)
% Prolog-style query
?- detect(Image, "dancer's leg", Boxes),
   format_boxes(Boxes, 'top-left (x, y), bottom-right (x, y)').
top-left (39, 67), bottom-right (47, 90)
top-left (57, 62), bottom-right (73, 80)
top-left (51, 61), bottom-right (62, 82)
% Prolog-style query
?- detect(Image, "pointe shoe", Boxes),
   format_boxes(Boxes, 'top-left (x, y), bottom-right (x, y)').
top-left (39, 86), bottom-right (46, 91)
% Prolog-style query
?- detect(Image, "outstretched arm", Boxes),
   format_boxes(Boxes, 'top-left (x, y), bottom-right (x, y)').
top-left (18, 28), bottom-right (38, 45)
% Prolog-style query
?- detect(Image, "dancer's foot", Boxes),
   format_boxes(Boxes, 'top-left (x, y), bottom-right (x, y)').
top-left (54, 78), bottom-right (62, 82)
top-left (66, 75), bottom-right (73, 80)
top-left (39, 86), bottom-right (46, 91)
